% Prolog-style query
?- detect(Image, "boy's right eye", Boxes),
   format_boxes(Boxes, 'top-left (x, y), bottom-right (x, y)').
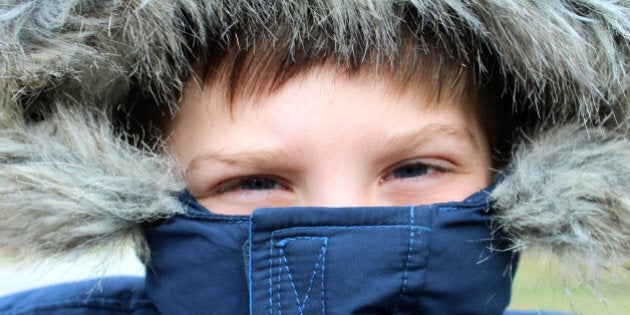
top-left (191, 175), bottom-right (295, 214)
top-left (214, 176), bottom-right (289, 194)
top-left (235, 177), bottom-right (279, 190)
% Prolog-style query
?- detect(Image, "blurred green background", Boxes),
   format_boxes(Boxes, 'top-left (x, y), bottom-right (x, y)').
top-left (508, 249), bottom-right (629, 315)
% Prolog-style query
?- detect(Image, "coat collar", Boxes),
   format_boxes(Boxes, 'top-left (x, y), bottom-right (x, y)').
top-left (144, 187), bottom-right (516, 314)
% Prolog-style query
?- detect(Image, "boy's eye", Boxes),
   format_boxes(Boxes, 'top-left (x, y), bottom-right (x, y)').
top-left (389, 163), bottom-right (429, 179)
top-left (239, 178), bottom-right (279, 190)
top-left (382, 160), bottom-right (444, 182)
top-left (192, 174), bottom-right (294, 214)
top-left (215, 176), bottom-right (287, 194)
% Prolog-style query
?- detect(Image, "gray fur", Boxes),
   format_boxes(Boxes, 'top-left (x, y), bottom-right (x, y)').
top-left (0, 106), bottom-right (184, 261)
top-left (2, 1), bottom-right (628, 120)
top-left (0, 0), bottom-right (205, 111)
top-left (0, 0), bottom-right (629, 286)
top-left (493, 126), bottom-right (630, 278)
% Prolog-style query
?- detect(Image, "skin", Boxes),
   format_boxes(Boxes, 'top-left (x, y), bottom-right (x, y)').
top-left (168, 68), bottom-right (492, 215)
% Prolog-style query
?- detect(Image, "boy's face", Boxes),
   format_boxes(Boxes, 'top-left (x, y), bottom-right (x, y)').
top-left (169, 68), bottom-right (491, 215)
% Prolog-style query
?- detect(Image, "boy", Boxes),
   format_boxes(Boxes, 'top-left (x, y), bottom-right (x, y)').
top-left (0, 1), bottom-right (628, 314)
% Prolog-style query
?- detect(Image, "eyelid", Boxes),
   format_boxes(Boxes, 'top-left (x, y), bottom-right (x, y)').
top-left (397, 158), bottom-right (452, 171)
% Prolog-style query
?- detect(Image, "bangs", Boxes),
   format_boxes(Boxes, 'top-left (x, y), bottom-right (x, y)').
top-left (195, 19), bottom-right (490, 108)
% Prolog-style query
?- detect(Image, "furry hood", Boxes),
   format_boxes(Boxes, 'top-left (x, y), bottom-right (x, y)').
top-left (1, 0), bottom-right (629, 285)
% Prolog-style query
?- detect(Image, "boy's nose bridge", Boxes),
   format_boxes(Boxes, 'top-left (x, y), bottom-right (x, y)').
top-left (302, 160), bottom-right (376, 207)
top-left (303, 178), bottom-right (375, 208)
top-left (305, 190), bottom-right (371, 208)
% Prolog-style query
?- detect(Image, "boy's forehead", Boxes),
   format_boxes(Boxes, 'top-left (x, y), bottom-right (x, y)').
top-left (173, 66), bottom-right (488, 160)
top-left (175, 65), bottom-right (487, 152)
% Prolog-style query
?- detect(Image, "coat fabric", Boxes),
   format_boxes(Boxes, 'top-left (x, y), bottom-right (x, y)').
top-left (0, 0), bottom-right (629, 314)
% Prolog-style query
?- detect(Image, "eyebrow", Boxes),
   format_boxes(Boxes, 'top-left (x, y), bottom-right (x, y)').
top-left (186, 147), bottom-right (306, 174)
top-left (367, 123), bottom-right (482, 161)
top-left (187, 123), bottom-right (482, 173)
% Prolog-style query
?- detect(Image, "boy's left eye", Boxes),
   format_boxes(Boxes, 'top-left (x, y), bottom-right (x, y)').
top-left (382, 160), bottom-right (445, 182)
top-left (388, 163), bottom-right (429, 178)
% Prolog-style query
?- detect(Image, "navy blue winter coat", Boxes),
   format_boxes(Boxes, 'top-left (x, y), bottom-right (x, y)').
top-left (0, 189), bottom-right (566, 314)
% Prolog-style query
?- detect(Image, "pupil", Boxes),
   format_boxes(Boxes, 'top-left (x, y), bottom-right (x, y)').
top-left (241, 178), bottom-right (276, 190)
top-left (394, 164), bottom-right (428, 178)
